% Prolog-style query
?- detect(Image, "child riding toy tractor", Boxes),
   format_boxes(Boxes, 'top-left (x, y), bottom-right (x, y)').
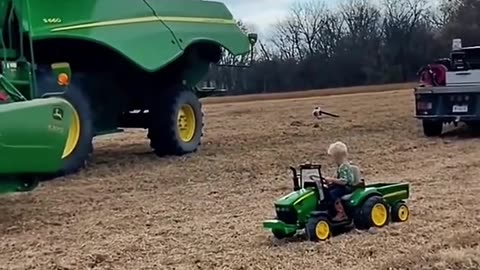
top-left (263, 163), bottom-right (410, 241)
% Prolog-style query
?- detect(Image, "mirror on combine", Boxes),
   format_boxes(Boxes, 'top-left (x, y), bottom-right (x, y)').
top-left (248, 33), bottom-right (258, 45)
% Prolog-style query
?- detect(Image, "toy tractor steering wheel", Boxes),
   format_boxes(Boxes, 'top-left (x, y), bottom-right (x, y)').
top-left (309, 175), bottom-right (329, 188)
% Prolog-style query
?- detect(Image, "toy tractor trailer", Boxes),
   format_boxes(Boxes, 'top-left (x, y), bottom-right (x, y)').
top-left (415, 39), bottom-right (480, 136)
top-left (0, 0), bottom-right (256, 192)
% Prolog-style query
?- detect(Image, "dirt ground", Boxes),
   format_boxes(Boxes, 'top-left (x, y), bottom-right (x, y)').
top-left (1, 89), bottom-right (480, 270)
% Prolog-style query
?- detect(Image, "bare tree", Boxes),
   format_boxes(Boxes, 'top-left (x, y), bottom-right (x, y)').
top-left (340, 0), bottom-right (381, 42)
top-left (203, 0), bottom-right (466, 95)
top-left (289, 0), bottom-right (327, 56)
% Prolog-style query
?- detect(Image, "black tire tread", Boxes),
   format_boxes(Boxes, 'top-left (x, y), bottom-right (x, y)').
top-left (391, 201), bottom-right (409, 223)
top-left (148, 85), bottom-right (204, 156)
top-left (57, 86), bottom-right (94, 176)
top-left (305, 216), bottom-right (331, 241)
top-left (354, 195), bottom-right (390, 230)
top-left (422, 120), bottom-right (443, 137)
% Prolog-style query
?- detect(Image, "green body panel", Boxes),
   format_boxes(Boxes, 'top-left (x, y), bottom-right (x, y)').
top-left (274, 188), bottom-right (315, 206)
top-left (22, 0), bottom-right (250, 72)
top-left (0, 177), bottom-right (38, 194)
top-left (0, 97), bottom-right (71, 174)
top-left (263, 188), bottom-right (318, 232)
top-left (262, 219), bottom-right (298, 235)
top-left (348, 182), bottom-right (410, 207)
top-left (275, 188), bottom-right (318, 226)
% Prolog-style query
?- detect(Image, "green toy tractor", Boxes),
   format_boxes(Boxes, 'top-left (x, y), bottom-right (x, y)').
top-left (263, 164), bottom-right (410, 241)
top-left (0, 0), bottom-right (256, 194)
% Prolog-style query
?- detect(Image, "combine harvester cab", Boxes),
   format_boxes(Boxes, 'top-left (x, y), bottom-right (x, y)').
top-left (415, 38), bottom-right (480, 136)
top-left (0, 0), bottom-right (256, 193)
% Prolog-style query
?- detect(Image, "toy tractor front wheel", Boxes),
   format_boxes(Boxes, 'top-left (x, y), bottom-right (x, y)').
top-left (306, 216), bottom-right (332, 241)
top-left (354, 196), bottom-right (390, 230)
top-left (148, 85), bottom-right (204, 156)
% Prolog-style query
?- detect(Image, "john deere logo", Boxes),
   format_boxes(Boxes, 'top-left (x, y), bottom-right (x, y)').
top-left (52, 108), bottom-right (63, 120)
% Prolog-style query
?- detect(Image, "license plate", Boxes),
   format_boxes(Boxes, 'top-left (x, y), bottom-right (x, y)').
top-left (452, 105), bottom-right (468, 113)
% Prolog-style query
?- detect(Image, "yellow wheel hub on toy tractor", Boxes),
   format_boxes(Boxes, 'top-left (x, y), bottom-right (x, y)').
top-left (371, 203), bottom-right (388, 226)
top-left (177, 104), bottom-right (196, 142)
top-left (62, 107), bottom-right (81, 158)
top-left (315, 220), bottom-right (330, 241)
top-left (397, 205), bottom-right (409, 221)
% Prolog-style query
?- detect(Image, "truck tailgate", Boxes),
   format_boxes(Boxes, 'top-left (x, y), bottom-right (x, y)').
top-left (414, 85), bottom-right (480, 118)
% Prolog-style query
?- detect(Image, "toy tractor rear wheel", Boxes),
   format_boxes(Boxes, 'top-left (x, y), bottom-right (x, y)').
top-left (354, 196), bottom-right (390, 230)
top-left (422, 120), bottom-right (443, 137)
top-left (148, 85), bottom-right (204, 156)
top-left (391, 201), bottom-right (409, 222)
top-left (306, 216), bottom-right (332, 241)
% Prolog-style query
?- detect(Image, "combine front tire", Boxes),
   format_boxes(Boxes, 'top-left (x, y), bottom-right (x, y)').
top-left (58, 87), bottom-right (94, 175)
top-left (422, 120), bottom-right (443, 137)
top-left (148, 85), bottom-right (204, 156)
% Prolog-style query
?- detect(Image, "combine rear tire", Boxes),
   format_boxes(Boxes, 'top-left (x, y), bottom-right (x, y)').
top-left (422, 120), bottom-right (443, 137)
top-left (148, 85), bottom-right (204, 156)
top-left (57, 87), bottom-right (94, 175)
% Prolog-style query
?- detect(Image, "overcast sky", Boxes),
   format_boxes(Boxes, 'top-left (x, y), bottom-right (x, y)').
top-left (219, 0), bottom-right (330, 33)
top-left (219, 0), bottom-right (437, 34)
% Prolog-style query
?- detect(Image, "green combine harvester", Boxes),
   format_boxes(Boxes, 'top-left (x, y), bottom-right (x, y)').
top-left (0, 0), bottom-right (256, 194)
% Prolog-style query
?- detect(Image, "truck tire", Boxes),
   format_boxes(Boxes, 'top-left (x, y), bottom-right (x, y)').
top-left (57, 86), bottom-right (94, 175)
top-left (148, 85), bottom-right (204, 156)
top-left (422, 120), bottom-right (443, 137)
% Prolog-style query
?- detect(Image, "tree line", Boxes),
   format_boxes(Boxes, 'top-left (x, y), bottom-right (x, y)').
top-left (203, 0), bottom-right (480, 95)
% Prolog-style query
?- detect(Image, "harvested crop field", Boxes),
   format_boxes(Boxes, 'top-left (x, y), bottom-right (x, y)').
top-left (1, 87), bottom-right (480, 270)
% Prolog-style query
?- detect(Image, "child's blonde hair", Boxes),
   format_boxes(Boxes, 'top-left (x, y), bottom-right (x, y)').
top-left (327, 141), bottom-right (348, 156)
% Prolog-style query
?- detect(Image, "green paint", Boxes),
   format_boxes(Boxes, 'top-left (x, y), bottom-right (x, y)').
top-left (0, 97), bottom-right (72, 174)
top-left (275, 188), bottom-right (316, 206)
top-left (348, 182), bottom-right (410, 207)
top-left (0, 0), bottom-right (255, 194)
top-left (21, 0), bottom-right (251, 72)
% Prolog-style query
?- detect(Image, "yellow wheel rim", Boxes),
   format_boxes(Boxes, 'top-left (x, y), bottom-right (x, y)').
top-left (371, 203), bottom-right (388, 227)
top-left (315, 220), bottom-right (330, 241)
top-left (398, 205), bottom-right (409, 222)
top-left (177, 104), bottom-right (196, 142)
top-left (62, 108), bottom-right (81, 158)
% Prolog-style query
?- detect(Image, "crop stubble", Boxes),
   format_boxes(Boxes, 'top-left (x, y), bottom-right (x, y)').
top-left (0, 88), bottom-right (479, 270)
